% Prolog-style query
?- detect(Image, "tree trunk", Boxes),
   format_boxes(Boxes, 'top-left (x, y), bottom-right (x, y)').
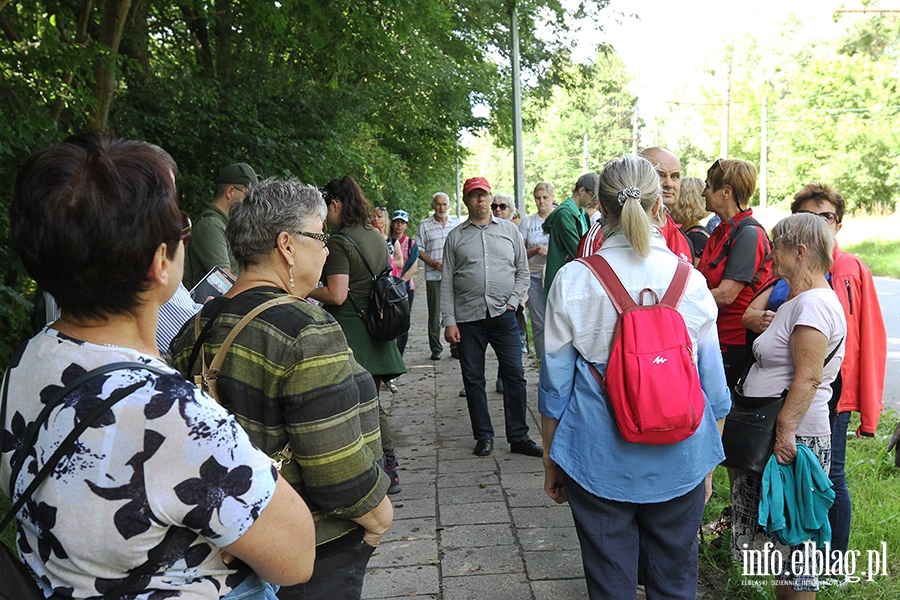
top-left (214, 0), bottom-right (233, 81)
top-left (84, 0), bottom-right (132, 131)
top-left (181, 4), bottom-right (214, 78)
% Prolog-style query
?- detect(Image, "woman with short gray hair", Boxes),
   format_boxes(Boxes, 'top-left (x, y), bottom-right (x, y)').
top-left (731, 212), bottom-right (846, 599)
top-left (170, 177), bottom-right (393, 600)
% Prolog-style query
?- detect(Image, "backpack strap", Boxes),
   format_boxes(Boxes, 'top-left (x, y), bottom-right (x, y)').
top-left (660, 260), bottom-right (692, 309)
top-left (707, 216), bottom-right (765, 269)
top-left (196, 295), bottom-right (300, 404)
top-left (332, 231), bottom-right (391, 323)
top-left (576, 254), bottom-right (636, 314)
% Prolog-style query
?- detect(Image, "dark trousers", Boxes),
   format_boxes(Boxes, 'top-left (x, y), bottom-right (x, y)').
top-left (564, 472), bottom-right (705, 600)
top-left (425, 280), bottom-right (443, 354)
top-left (395, 288), bottom-right (415, 356)
top-left (276, 528), bottom-right (375, 600)
top-left (828, 372), bottom-right (851, 555)
top-left (457, 309), bottom-right (529, 443)
top-left (722, 346), bottom-right (748, 393)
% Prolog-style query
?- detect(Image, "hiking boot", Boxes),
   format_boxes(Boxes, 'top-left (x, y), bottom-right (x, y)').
top-left (386, 469), bottom-right (401, 495)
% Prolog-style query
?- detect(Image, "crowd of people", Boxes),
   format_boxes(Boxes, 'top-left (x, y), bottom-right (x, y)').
top-left (0, 132), bottom-right (887, 600)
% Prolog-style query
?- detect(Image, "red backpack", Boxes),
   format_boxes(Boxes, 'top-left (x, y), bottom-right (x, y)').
top-left (577, 255), bottom-right (705, 444)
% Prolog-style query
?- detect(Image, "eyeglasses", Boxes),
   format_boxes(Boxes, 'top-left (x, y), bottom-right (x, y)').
top-left (491, 203), bottom-right (509, 211)
top-left (180, 214), bottom-right (192, 243)
top-left (712, 158), bottom-right (725, 173)
top-left (293, 231), bottom-right (330, 247)
top-left (797, 209), bottom-right (839, 225)
top-left (465, 191), bottom-right (490, 200)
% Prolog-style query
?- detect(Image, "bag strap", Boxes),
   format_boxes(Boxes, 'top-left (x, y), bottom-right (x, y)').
top-left (659, 260), bottom-right (692, 308)
top-left (576, 255), bottom-right (636, 314)
top-left (332, 231), bottom-right (390, 323)
top-left (2, 363), bottom-right (171, 600)
top-left (707, 216), bottom-right (765, 269)
top-left (202, 295), bottom-right (300, 397)
top-left (10, 362), bottom-right (166, 491)
top-left (186, 295), bottom-right (241, 377)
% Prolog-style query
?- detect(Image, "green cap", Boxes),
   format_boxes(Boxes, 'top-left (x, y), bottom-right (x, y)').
top-left (214, 162), bottom-right (258, 185)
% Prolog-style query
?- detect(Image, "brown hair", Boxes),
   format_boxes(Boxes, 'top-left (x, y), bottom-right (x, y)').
top-left (705, 159), bottom-right (757, 208)
top-left (791, 182), bottom-right (845, 223)
top-left (323, 175), bottom-right (374, 228)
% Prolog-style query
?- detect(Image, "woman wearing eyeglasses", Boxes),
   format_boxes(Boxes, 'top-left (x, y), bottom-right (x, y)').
top-left (5, 134), bottom-right (315, 600)
top-left (743, 183), bottom-right (886, 568)
top-left (169, 178), bottom-right (393, 600)
top-left (307, 175), bottom-right (406, 496)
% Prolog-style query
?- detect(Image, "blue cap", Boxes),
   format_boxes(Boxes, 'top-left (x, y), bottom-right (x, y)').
top-left (392, 209), bottom-right (409, 222)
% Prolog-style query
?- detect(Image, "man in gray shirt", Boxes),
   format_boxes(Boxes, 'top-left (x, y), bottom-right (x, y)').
top-left (442, 177), bottom-right (542, 458)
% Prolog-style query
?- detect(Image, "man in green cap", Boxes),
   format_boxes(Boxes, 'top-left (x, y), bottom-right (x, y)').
top-left (183, 162), bottom-right (258, 289)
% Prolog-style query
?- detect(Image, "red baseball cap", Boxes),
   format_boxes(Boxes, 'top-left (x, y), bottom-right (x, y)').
top-left (463, 177), bottom-right (491, 195)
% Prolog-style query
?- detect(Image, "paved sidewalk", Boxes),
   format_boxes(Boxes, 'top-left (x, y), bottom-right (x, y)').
top-left (362, 276), bottom-right (589, 600)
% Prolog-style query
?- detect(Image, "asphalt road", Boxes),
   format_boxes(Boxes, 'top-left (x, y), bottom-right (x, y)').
top-left (875, 276), bottom-right (900, 413)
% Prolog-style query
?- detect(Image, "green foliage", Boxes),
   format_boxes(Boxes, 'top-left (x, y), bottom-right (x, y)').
top-left (464, 49), bottom-right (637, 210)
top-left (0, 0), bottom-right (609, 368)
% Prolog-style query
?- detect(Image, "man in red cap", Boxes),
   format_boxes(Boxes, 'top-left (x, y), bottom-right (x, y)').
top-left (441, 177), bottom-right (542, 458)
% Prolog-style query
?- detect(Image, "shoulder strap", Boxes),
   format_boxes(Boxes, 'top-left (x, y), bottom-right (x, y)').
top-left (333, 231), bottom-right (380, 279)
top-left (186, 295), bottom-right (241, 377)
top-left (660, 260), bottom-right (692, 308)
top-left (203, 296), bottom-right (300, 397)
top-left (576, 255), bottom-right (636, 314)
top-left (707, 217), bottom-right (764, 269)
top-left (10, 362), bottom-right (167, 491)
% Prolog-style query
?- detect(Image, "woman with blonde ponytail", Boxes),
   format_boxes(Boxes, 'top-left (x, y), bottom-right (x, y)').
top-left (538, 155), bottom-right (731, 600)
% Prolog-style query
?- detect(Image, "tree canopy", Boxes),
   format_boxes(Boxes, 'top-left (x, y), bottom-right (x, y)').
top-left (0, 0), bottom-right (609, 362)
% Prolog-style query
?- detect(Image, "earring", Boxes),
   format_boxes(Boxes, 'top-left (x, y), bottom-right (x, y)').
top-left (289, 267), bottom-right (295, 288)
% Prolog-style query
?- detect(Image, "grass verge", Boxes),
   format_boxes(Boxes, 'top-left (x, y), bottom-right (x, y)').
top-left (842, 239), bottom-right (900, 279)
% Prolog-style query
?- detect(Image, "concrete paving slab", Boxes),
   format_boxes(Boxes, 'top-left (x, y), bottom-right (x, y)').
top-left (517, 526), bottom-right (583, 552)
top-left (523, 550), bottom-right (585, 580)
top-left (531, 578), bottom-right (589, 600)
top-left (434, 483), bottom-right (504, 505)
top-left (438, 501), bottom-right (509, 526)
top-left (510, 505), bottom-right (576, 529)
top-left (435, 470), bottom-right (500, 489)
top-left (441, 573), bottom-right (532, 600)
top-left (441, 545), bottom-right (524, 576)
top-left (368, 538), bottom-right (439, 568)
top-left (390, 497), bottom-right (437, 520)
top-left (362, 565), bottom-right (440, 598)
top-left (439, 523), bottom-right (516, 549)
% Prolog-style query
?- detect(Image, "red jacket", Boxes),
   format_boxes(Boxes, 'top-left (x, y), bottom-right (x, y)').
top-left (830, 245), bottom-right (887, 435)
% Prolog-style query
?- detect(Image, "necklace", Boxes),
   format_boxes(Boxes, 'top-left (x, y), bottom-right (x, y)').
top-left (58, 318), bottom-right (118, 348)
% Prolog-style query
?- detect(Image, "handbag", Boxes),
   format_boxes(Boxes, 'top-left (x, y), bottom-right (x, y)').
top-left (1, 362), bottom-right (171, 600)
top-left (721, 341), bottom-right (843, 476)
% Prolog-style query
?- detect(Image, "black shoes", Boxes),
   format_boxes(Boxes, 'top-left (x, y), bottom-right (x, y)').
top-left (450, 347), bottom-right (460, 359)
top-left (473, 439), bottom-right (494, 456)
top-left (459, 388), bottom-right (467, 397)
top-left (386, 469), bottom-right (401, 495)
top-left (495, 378), bottom-right (504, 394)
top-left (430, 351), bottom-right (442, 361)
top-left (510, 439), bottom-right (543, 457)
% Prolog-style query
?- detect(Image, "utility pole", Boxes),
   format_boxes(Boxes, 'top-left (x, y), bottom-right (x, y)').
top-left (631, 111), bottom-right (639, 156)
top-left (510, 5), bottom-right (526, 219)
top-left (455, 137), bottom-right (461, 218)
top-left (760, 95), bottom-right (768, 213)
top-left (582, 134), bottom-right (589, 173)
top-left (720, 64), bottom-right (731, 158)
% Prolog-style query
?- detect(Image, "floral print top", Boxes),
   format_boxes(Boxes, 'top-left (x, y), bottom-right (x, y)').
top-left (0, 328), bottom-right (278, 599)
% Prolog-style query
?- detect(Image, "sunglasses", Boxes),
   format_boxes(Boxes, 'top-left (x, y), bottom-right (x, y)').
top-left (712, 158), bottom-right (726, 172)
top-left (491, 203), bottom-right (509, 211)
top-left (797, 209), bottom-right (839, 225)
top-left (180, 214), bottom-right (192, 243)
top-left (293, 230), bottom-right (330, 248)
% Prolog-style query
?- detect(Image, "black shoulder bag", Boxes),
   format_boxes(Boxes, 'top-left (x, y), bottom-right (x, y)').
top-left (721, 341), bottom-right (843, 476)
top-left (1, 362), bottom-right (171, 600)
top-left (334, 232), bottom-right (410, 342)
